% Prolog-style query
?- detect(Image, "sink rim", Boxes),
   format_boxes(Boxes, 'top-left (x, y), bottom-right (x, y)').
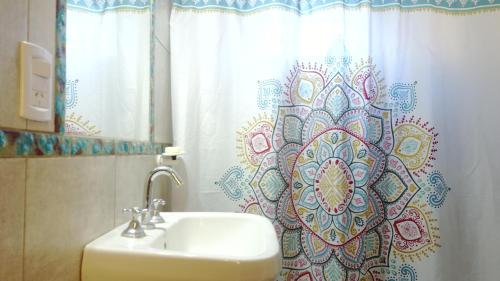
top-left (84, 212), bottom-right (281, 262)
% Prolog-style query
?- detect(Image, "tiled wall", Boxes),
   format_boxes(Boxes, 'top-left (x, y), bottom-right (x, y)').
top-left (0, 155), bottom-right (170, 281)
top-left (0, 1), bottom-right (173, 281)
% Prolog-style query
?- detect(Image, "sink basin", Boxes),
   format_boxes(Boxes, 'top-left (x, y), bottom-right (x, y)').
top-left (81, 212), bottom-right (281, 281)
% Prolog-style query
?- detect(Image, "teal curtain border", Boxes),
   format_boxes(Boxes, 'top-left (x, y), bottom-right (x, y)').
top-left (173, 0), bottom-right (500, 14)
top-left (67, 0), bottom-right (152, 12)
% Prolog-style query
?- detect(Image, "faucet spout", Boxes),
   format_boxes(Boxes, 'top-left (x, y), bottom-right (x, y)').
top-left (144, 166), bottom-right (183, 209)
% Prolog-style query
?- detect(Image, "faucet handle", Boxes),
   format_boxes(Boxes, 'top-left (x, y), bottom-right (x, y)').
top-left (140, 208), bottom-right (155, 230)
top-left (150, 199), bottom-right (166, 224)
top-left (152, 198), bottom-right (166, 209)
top-left (121, 207), bottom-right (146, 238)
top-left (122, 207), bottom-right (142, 220)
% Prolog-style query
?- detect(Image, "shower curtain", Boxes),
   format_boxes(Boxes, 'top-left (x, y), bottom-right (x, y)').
top-left (65, 0), bottom-right (151, 140)
top-left (171, 1), bottom-right (500, 280)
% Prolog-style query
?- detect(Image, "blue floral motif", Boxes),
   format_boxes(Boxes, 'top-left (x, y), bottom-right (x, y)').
top-left (103, 143), bottom-right (114, 154)
top-left (36, 134), bottom-right (58, 155)
top-left (92, 143), bottom-right (101, 155)
top-left (59, 137), bottom-right (71, 155)
top-left (215, 166), bottom-right (246, 201)
top-left (428, 171), bottom-right (451, 208)
top-left (399, 264), bottom-right (418, 281)
top-left (0, 130), bottom-right (7, 150)
top-left (257, 79), bottom-right (282, 112)
top-left (65, 79), bottom-right (79, 109)
top-left (15, 132), bottom-right (35, 156)
top-left (71, 138), bottom-right (89, 155)
top-left (390, 82), bottom-right (417, 114)
top-left (325, 55), bottom-right (352, 75)
top-left (118, 142), bottom-right (130, 153)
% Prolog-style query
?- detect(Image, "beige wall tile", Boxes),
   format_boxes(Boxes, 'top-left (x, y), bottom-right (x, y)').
top-left (0, 159), bottom-right (26, 281)
top-left (115, 155), bottom-right (168, 225)
top-left (154, 40), bottom-right (173, 143)
top-left (26, 0), bottom-right (56, 132)
top-left (0, 0), bottom-right (28, 129)
top-left (24, 157), bottom-right (116, 281)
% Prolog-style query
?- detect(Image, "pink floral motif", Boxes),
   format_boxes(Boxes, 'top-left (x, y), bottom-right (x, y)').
top-left (225, 61), bottom-right (446, 280)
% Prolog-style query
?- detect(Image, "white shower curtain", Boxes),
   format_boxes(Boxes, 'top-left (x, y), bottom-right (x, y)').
top-left (171, 1), bottom-right (500, 280)
top-left (65, 0), bottom-right (151, 140)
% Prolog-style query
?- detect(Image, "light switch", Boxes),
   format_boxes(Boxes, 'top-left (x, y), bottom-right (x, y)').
top-left (19, 41), bottom-right (53, 122)
top-left (32, 58), bottom-right (51, 78)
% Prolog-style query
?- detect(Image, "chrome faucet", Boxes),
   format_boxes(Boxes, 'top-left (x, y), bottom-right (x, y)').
top-left (121, 165), bottom-right (183, 238)
top-left (141, 166), bottom-right (183, 228)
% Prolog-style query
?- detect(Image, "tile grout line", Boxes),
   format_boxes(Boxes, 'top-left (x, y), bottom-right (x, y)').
top-left (23, 2), bottom-right (30, 279)
top-left (26, 0), bottom-right (30, 40)
top-left (22, 158), bottom-right (28, 281)
top-left (113, 156), bottom-right (117, 227)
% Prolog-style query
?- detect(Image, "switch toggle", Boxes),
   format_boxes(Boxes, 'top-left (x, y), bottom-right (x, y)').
top-left (32, 58), bottom-right (51, 78)
top-left (19, 41), bottom-right (53, 122)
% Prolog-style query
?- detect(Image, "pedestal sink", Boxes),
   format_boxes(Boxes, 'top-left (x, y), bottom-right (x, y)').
top-left (81, 212), bottom-right (281, 281)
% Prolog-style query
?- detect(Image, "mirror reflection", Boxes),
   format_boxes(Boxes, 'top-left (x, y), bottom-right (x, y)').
top-left (64, 0), bottom-right (151, 141)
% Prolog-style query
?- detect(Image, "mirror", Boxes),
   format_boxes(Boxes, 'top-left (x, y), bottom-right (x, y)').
top-left (64, 0), bottom-right (152, 141)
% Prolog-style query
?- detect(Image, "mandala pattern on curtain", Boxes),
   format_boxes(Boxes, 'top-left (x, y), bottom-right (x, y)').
top-left (216, 59), bottom-right (451, 281)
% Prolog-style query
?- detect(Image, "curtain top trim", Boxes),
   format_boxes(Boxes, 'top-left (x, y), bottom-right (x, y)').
top-left (172, 0), bottom-right (500, 14)
top-left (67, 0), bottom-right (152, 12)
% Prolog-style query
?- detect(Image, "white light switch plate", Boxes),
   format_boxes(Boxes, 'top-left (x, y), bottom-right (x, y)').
top-left (19, 41), bottom-right (53, 122)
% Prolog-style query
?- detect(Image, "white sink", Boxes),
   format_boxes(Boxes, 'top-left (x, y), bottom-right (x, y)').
top-left (81, 212), bottom-right (281, 281)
